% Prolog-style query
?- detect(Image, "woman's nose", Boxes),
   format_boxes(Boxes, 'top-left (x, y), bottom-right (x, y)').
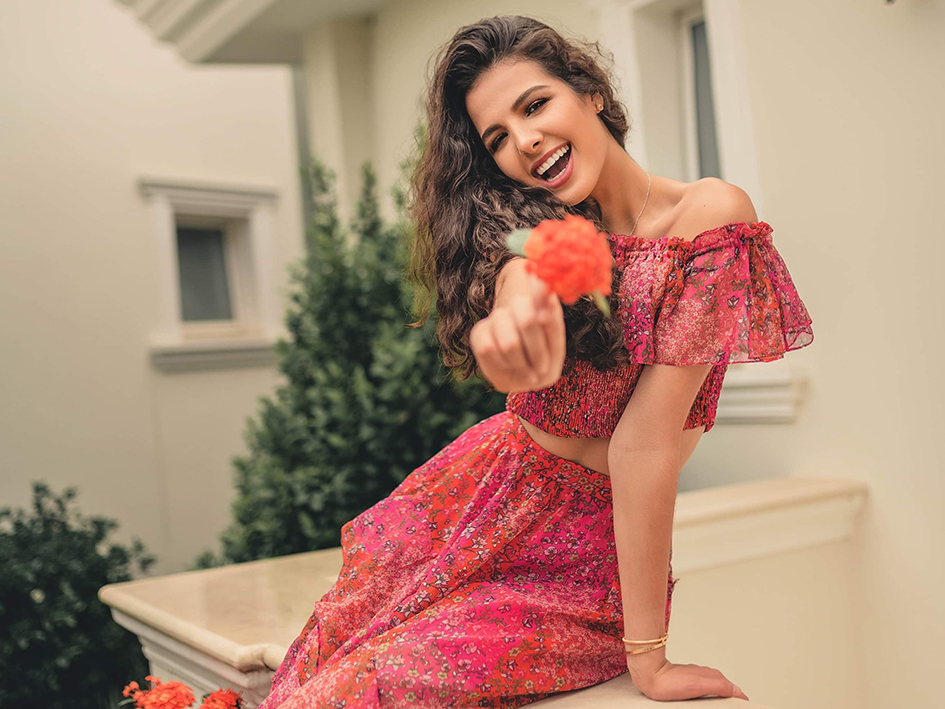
top-left (514, 131), bottom-right (542, 155)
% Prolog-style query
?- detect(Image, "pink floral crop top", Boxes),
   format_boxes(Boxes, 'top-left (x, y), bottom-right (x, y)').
top-left (504, 221), bottom-right (814, 438)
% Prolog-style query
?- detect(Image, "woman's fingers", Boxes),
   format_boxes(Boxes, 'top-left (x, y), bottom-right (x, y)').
top-left (470, 272), bottom-right (565, 392)
top-left (632, 661), bottom-right (751, 703)
top-left (527, 271), bottom-right (565, 368)
top-left (543, 288), bottom-right (566, 364)
top-left (694, 667), bottom-right (750, 701)
top-left (508, 297), bottom-right (549, 378)
top-left (487, 308), bottom-right (531, 373)
top-left (471, 317), bottom-right (516, 389)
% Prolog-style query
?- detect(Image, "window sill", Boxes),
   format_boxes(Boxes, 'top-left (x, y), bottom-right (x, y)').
top-left (715, 360), bottom-right (810, 425)
top-left (148, 335), bottom-right (279, 373)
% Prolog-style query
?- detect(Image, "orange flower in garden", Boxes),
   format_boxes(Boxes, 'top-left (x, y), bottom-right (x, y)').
top-left (120, 675), bottom-right (195, 709)
top-left (120, 676), bottom-right (244, 709)
top-left (505, 214), bottom-right (613, 316)
top-left (122, 680), bottom-right (140, 698)
top-left (202, 688), bottom-right (245, 708)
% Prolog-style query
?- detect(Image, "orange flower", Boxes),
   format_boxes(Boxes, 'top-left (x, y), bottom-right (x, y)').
top-left (201, 688), bottom-right (244, 708)
top-left (122, 680), bottom-right (140, 698)
top-left (121, 675), bottom-right (196, 709)
top-left (508, 214), bottom-right (613, 315)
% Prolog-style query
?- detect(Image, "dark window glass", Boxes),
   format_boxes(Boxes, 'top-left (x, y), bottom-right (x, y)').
top-left (692, 19), bottom-right (722, 178)
top-left (176, 226), bottom-right (233, 321)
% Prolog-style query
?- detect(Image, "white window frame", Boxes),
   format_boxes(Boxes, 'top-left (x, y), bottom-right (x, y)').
top-left (679, 6), bottom-right (716, 182)
top-left (583, 0), bottom-right (808, 425)
top-left (139, 177), bottom-right (281, 372)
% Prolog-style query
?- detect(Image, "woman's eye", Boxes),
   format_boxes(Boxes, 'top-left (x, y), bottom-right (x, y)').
top-left (490, 98), bottom-right (548, 152)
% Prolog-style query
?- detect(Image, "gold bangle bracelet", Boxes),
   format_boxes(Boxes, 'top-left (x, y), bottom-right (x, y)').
top-left (624, 637), bottom-right (667, 655)
top-left (621, 632), bottom-right (668, 645)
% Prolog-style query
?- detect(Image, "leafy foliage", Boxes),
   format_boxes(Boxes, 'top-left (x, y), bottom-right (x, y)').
top-left (197, 148), bottom-right (505, 566)
top-left (0, 482), bottom-right (156, 709)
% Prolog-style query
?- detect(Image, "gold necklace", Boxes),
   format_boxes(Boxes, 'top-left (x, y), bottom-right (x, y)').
top-left (629, 171), bottom-right (651, 236)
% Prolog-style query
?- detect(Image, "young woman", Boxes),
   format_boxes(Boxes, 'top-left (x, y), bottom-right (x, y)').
top-left (259, 15), bottom-right (813, 708)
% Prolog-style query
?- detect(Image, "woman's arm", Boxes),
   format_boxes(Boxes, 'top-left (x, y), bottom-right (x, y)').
top-left (607, 363), bottom-right (712, 681)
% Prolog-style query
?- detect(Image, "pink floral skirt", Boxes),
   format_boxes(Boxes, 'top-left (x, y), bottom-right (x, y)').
top-left (258, 410), bottom-right (677, 708)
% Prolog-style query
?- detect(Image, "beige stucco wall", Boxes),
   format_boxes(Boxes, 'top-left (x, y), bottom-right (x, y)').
top-left (727, 3), bottom-right (944, 707)
top-left (0, 0), bottom-right (304, 574)
top-left (676, 537), bottom-right (863, 709)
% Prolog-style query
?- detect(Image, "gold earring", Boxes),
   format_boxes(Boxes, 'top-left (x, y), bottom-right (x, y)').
top-left (597, 104), bottom-right (603, 112)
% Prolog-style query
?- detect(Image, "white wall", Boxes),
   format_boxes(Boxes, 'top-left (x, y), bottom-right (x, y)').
top-left (0, 0), bottom-right (304, 574)
top-left (720, 2), bottom-right (944, 706)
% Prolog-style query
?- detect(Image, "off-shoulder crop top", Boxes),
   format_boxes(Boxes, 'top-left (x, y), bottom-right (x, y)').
top-left (505, 221), bottom-right (814, 438)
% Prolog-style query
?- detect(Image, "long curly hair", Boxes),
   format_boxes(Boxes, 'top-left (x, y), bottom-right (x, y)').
top-left (405, 15), bottom-right (633, 385)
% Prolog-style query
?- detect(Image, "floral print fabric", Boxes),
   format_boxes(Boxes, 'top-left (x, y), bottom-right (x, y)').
top-left (258, 410), bottom-right (676, 708)
top-left (506, 221), bottom-right (814, 437)
top-left (614, 221), bottom-right (813, 365)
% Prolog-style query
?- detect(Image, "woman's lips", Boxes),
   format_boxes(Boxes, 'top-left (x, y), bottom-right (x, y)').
top-left (532, 142), bottom-right (569, 176)
top-left (541, 145), bottom-right (573, 188)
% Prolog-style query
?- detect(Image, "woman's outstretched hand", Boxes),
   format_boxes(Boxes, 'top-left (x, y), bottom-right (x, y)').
top-left (470, 269), bottom-right (566, 394)
top-left (628, 655), bottom-right (750, 702)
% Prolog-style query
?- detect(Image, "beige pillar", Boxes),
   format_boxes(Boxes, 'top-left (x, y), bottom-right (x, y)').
top-left (301, 17), bottom-right (376, 230)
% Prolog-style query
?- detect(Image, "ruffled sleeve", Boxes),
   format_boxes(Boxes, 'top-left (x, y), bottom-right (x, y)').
top-left (615, 221), bottom-right (814, 366)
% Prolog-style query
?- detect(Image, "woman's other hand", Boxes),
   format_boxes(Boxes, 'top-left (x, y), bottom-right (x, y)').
top-left (471, 269), bottom-right (566, 393)
top-left (628, 654), bottom-right (751, 702)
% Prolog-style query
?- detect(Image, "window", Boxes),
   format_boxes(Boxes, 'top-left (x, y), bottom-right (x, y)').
top-left (686, 14), bottom-right (722, 179)
top-left (176, 223), bottom-right (234, 322)
top-left (139, 177), bottom-right (281, 372)
top-left (618, 0), bottom-right (762, 199)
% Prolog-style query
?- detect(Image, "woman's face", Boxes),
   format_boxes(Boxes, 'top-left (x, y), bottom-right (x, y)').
top-left (465, 58), bottom-right (607, 204)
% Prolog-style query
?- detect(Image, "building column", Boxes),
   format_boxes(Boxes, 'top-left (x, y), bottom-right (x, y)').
top-left (301, 17), bottom-right (375, 232)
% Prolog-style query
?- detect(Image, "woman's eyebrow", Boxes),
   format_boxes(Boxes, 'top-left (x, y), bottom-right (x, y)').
top-left (480, 84), bottom-right (551, 143)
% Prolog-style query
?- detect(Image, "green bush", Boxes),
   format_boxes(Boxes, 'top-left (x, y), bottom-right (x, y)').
top-left (0, 482), bottom-right (156, 709)
top-left (195, 148), bottom-right (506, 567)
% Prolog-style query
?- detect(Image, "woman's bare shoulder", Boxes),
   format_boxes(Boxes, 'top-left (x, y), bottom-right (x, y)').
top-left (671, 178), bottom-right (759, 241)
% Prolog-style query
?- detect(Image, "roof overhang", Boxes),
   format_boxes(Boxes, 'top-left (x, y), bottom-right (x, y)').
top-left (116, 0), bottom-right (386, 64)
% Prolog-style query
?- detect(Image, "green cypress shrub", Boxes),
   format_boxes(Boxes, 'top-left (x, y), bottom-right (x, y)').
top-left (0, 482), bottom-right (156, 709)
top-left (198, 148), bottom-right (505, 567)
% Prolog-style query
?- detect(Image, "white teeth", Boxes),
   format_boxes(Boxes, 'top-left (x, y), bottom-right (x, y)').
top-left (536, 144), bottom-right (570, 176)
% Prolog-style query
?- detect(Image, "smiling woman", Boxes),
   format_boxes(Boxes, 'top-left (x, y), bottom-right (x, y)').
top-left (466, 61), bottom-right (606, 197)
top-left (256, 14), bottom-right (812, 708)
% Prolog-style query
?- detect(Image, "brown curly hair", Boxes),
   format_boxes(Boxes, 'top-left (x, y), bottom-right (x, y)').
top-left (404, 15), bottom-right (633, 386)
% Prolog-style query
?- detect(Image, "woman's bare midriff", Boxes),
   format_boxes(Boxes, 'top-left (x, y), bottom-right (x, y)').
top-left (517, 415), bottom-right (707, 477)
top-left (517, 415), bottom-right (612, 477)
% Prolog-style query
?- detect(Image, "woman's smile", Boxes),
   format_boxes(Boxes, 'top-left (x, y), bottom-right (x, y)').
top-left (535, 143), bottom-right (573, 188)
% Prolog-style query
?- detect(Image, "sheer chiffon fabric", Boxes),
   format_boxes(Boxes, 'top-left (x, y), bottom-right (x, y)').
top-left (258, 411), bottom-right (675, 708)
top-left (614, 221), bottom-right (813, 366)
